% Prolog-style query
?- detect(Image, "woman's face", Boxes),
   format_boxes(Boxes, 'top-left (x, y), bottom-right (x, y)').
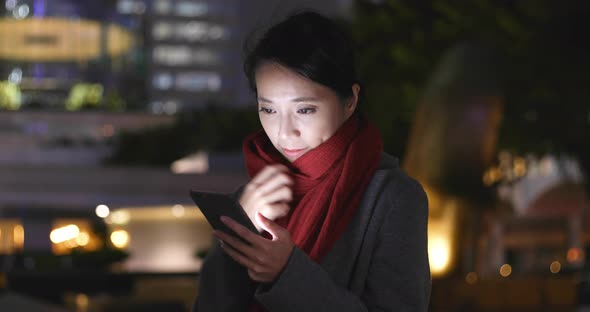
top-left (255, 62), bottom-right (358, 162)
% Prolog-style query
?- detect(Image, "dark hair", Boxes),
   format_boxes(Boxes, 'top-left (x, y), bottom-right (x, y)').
top-left (243, 11), bottom-right (361, 104)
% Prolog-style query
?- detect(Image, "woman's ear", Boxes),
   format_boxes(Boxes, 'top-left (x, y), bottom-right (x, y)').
top-left (345, 84), bottom-right (360, 118)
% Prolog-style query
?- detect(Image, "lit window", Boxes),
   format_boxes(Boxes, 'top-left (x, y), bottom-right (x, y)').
top-left (209, 26), bottom-right (225, 40)
top-left (151, 101), bottom-right (163, 114)
top-left (154, 0), bottom-right (172, 14)
top-left (150, 100), bottom-right (180, 114)
top-left (153, 46), bottom-right (192, 66)
top-left (175, 72), bottom-right (221, 92)
top-left (153, 22), bottom-right (173, 40)
top-left (179, 22), bottom-right (227, 42)
top-left (117, 0), bottom-right (145, 14)
top-left (153, 46), bottom-right (219, 66)
top-left (152, 72), bottom-right (174, 90)
top-left (175, 1), bottom-right (208, 17)
top-left (5, 0), bottom-right (17, 10)
top-left (192, 49), bottom-right (218, 64)
top-left (152, 21), bottom-right (228, 42)
top-left (181, 21), bottom-right (209, 41)
top-left (163, 101), bottom-right (178, 115)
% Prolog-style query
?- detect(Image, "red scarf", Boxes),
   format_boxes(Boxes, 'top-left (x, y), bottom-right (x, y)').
top-left (244, 114), bottom-right (382, 311)
top-left (243, 113), bottom-right (383, 262)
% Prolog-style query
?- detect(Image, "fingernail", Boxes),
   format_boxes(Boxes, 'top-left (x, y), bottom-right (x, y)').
top-left (220, 216), bottom-right (228, 223)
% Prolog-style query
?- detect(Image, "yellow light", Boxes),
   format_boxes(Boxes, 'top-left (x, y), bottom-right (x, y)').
top-left (483, 167), bottom-right (503, 186)
top-left (427, 199), bottom-right (459, 278)
top-left (171, 204), bottom-right (185, 218)
top-left (0, 18), bottom-right (133, 61)
top-left (490, 168), bottom-right (502, 183)
top-left (0, 81), bottom-right (22, 110)
top-left (110, 211), bottom-right (130, 225)
top-left (110, 230), bottom-right (129, 249)
top-left (13, 224), bottom-right (24, 249)
top-left (65, 83), bottom-right (104, 111)
top-left (95, 204), bottom-right (110, 218)
top-left (514, 157), bottom-right (527, 177)
top-left (483, 168), bottom-right (495, 186)
top-left (500, 264), bottom-right (512, 277)
top-left (550, 261), bottom-right (561, 274)
top-left (64, 239), bottom-right (78, 249)
top-left (76, 232), bottom-right (90, 246)
top-left (465, 272), bottom-right (478, 285)
top-left (50, 225), bottom-right (80, 244)
top-left (428, 237), bottom-right (451, 275)
top-left (75, 293), bottom-right (89, 310)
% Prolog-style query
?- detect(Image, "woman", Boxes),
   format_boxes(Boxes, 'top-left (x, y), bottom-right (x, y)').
top-left (195, 11), bottom-right (430, 311)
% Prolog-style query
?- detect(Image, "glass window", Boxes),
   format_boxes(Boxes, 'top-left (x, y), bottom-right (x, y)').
top-left (152, 45), bottom-right (219, 66)
top-left (152, 72), bottom-right (174, 90)
top-left (174, 1), bottom-right (208, 17)
top-left (175, 71), bottom-right (221, 92)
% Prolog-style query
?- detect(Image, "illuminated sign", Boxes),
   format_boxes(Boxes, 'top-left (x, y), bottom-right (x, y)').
top-left (0, 17), bottom-right (134, 62)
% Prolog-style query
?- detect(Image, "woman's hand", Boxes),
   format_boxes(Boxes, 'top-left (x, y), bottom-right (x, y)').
top-left (239, 164), bottom-right (293, 232)
top-left (215, 213), bottom-right (295, 283)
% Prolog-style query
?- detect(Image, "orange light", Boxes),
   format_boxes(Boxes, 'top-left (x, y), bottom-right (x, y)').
top-left (500, 264), bottom-right (512, 277)
top-left (514, 157), bottom-right (527, 177)
top-left (567, 247), bottom-right (584, 263)
top-left (465, 272), bottom-right (478, 285)
top-left (550, 261), bottom-right (561, 274)
top-left (13, 224), bottom-right (24, 249)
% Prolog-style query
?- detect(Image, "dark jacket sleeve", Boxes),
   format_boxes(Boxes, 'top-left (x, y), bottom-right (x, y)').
top-left (193, 187), bottom-right (257, 312)
top-left (254, 175), bottom-right (431, 311)
top-left (193, 241), bottom-right (257, 312)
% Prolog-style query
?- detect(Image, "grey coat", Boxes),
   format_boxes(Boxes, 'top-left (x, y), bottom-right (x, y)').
top-left (194, 153), bottom-right (431, 311)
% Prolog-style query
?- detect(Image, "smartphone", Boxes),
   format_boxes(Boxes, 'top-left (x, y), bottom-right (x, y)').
top-left (189, 190), bottom-right (259, 236)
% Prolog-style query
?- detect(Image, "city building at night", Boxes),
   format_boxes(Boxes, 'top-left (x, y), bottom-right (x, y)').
top-left (0, 1), bottom-right (352, 309)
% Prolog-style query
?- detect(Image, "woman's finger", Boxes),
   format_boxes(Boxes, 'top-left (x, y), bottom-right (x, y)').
top-left (220, 216), bottom-right (266, 247)
top-left (249, 164), bottom-right (288, 187)
top-left (214, 230), bottom-right (256, 258)
top-left (256, 213), bottom-right (287, 241)
top-left (260, 202), bottom-right (290, 220)
top-left (255, 173), bottom-right (293, 198)
top-left (260, 185), bottom-right (292, 205)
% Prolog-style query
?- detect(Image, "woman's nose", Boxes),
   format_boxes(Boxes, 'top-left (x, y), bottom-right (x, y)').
top-left (278, 116), bottom-right (300, 139)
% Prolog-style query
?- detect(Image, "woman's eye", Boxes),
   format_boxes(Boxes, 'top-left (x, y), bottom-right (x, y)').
top-left (297, 107), bottom-right (316, 114)
top-left (258, 107), bottom-right (275, 114)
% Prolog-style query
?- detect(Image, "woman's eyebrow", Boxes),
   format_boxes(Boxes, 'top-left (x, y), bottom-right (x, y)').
top-left (257, 96), bottom-right (319, 103)
top-left (292, 96), bottom-right (319, 103)
top-left (257, 97), bottom-right (273, 103)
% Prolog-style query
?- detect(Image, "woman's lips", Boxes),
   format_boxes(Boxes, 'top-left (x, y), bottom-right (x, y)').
top-left (282, 148), bottom-right (306, 158)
